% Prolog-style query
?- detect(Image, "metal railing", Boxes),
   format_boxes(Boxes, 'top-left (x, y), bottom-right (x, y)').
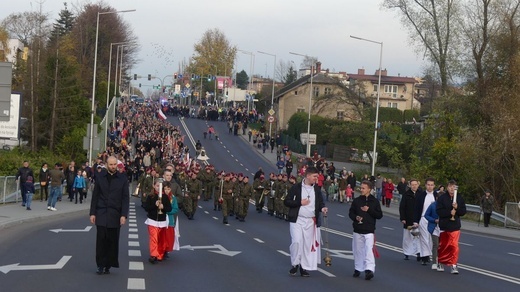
top-left (0, 176), bottom-right (68, 205)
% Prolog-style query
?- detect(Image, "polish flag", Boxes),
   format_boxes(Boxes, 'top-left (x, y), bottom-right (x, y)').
top-left (158, 108), bottom-right (167, 120)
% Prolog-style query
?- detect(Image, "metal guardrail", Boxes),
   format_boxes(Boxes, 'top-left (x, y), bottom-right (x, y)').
top-left (466, 204), bottom-right (520, 228)
top-left (1, 176), bottom-right (68, 205)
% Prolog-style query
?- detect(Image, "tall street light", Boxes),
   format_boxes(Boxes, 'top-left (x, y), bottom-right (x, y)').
top-left (350, 35), bottom-right (383, 177)
top-left (89, 9), bottom-right (135, 164)
top-left (239, 49), bottom-right (255, 111)
top-left (105, 41), bottom-right (131, 151)
top-left (257, 51), bottom-right (276, 139)
top-left (290, 52), bottom-right (316, 158)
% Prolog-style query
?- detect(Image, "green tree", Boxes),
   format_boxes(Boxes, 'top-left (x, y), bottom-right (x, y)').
top-left (188, 28), bottom-right (237, 78)
top-left (0, 26), bottom-right (9, 61)
top-left (236, 70), bottom-right (249, 89)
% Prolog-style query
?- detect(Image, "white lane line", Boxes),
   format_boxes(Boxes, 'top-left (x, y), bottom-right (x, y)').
top-left (254, 238), bottom-right (264, 243)
top-left (236, 229), bottom-right (245, 233)
top-left (223, 146), bottom-right (226, 148)
top-left (127, 278), bottom-right (145, 290)
top-left (277, 250), bottom-right (290, 256)
top-left (129, 223), bottom-right (137, 227)
top-left (129, 215), bottom-right (136, 219)
top-left (129, 261), bottom-right (144, 270)
top-left (213, 217), bottom-right (219, 220)
top-left (129, 219), bottom-right (136, 223)
top-left (235, 159), bottom-right (239, 162)
top-left (227, 150), bottom-right (230, 153)
top-left (129, 241), bottom-right (140, 247)
top-left (129, 228), bottom-right (138, 233)
top-left (336, 214), bottom-right (345, 218)
top-left (231, 154), bottom-right (234, 157)
top-left (128, 250), bottom-right (141, 257)
top-left (204, 211), bottom-right (209, 214)
top-left (508, 252), bottom-right (520, 257)
top-left (383, 227), bottom-right (394, 230)
top-left (129, 212), bottom-right (136, 216)
top-left (459, 242), bottom-right (473, 246)
top-left (130, 202), bottom-right (135, 205)
top-left (129, 234), bottom-right (139, 239)
top-left (245, 168), bottom-right (249, 171)
top-left (198, 205), bottom-right (203, 209)
top-left (240, 164), bottom-right (244, 166)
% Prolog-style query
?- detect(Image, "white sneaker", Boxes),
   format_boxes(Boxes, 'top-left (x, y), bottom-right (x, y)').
top-left (437, 264), bottom-right (444, 272)
top-left (451, 265), bottom-right (459, 274)
top-left (50, 207), bottom-right (57, 211)
top-left (47, 206), bottom-right (51, 210)
top-left (431, 264), bottom-right (437, 270)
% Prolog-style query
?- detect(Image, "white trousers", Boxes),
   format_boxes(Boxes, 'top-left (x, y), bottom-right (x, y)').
top-left (402, 229), bottom-right (418, 256)
top-left (352, 232), bottom-right (375, 272)
top-left (418, 217), bottom-right (432, 257)
top-left (290, 217), bottom-right (320, 270)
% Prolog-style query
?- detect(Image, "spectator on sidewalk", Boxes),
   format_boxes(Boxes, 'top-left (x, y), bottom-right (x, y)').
top-left (39, 163), bottom-right (50, 202)
top-left (16, 160), bottom-right (34, 207)
top-left (48, 163), bottom-right (65, 211)
top-left (23, 176), bottom-right (35, 210)
top-left (480, 190), bottom-right (494, 227)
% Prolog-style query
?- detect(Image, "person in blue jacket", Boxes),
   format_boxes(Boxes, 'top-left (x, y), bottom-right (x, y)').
top-left (424, 197), bottom-right (441, 271)
top-left (73, 170), bottom-right (87, 204)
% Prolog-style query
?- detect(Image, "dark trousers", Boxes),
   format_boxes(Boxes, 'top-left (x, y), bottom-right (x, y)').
top-left (483, 212), bottom-right (492, 227)
top-left (95, 226), bottom-right (121, 269)
top-left (40, 185), bottom-right (48, 201)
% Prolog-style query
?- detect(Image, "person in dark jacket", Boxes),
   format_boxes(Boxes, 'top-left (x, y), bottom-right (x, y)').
top-left (89, 156), bottom-right (130, 275)
top-left (15, 160), bottom-right (34, 207)
top-left (144, 179), bottom-right (172, 264)
top-left (284, 167), bottom-right (327, 277)
top-left (349, 180), bottom-right (383, 280)
top-left (399, 179), bottom-right (419, 260)
top-left (480, 190), bottom-right (494, 227)
top-left (436, 180), bottom-right (466, 274)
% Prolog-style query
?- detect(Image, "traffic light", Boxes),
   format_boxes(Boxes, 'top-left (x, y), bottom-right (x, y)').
top-left (139, 83), bottom-right (141, 88)
top-left (148, 74), bottom-right (151, 81)
top-left (191, 73), bottom-right (195, 79)
top-left (207, 75), bottom-right (212, 81)
top-left (134, 74), bottom-right (137, 80)
top-left (174, 73), bottom-right (177, 79)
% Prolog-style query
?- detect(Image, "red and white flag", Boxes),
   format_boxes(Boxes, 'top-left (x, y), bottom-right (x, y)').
top-left (158, 108), bottom-right (167, 120)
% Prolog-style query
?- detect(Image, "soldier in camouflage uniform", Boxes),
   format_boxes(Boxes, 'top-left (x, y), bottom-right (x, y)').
top-left (282, 176), bottom-right (297, 220)
top-left (183, 172), bottom-right (202, 220)
top-left (267, 173), bottom-right (277, 216)
top-left (253, 174), bottom-right (268, 213)
top-left (237, 176), bottom-right (253, 222)
top-left (233, 174), bottom-right (245, 217)
top-left (139, 168), bottom-right (155, 207)
top-left (221, 173), bottom-right (235, 224)
top-left (203, 165), bottom-right (217, 201)
top-left (275, 174), bottom-right (288, 219)
top-left (214, 172), bottom-right (224, 211)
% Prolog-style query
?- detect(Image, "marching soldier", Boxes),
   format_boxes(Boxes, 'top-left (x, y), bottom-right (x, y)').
top-left (221, 173), bottom-right (235, 224)
top-left (214, 171), bottom-right (224, 211)
top-left (139, 167), bottom-right (155, 208)
top-left (253, 174), bottom-right (268, 213)
top-left (237, 176), bottom-right (253, 222)
top-left (267, 173), bottom-right (277, 216)
top-left (203, 165), bottom-right (217, 201)
top-left (233, 174), bottom-right (245, 217)
top-left (183, 171), bottom-right (202, 220)
top-left (275, 174), bottom-right (288, 219)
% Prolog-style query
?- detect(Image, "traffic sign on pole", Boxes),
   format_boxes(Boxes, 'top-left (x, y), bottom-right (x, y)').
top-left (267, 115), bottom-right (275, 123)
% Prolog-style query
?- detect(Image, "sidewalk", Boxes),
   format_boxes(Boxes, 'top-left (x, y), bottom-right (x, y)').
top-left (240, 133), bottom-right (520, 241)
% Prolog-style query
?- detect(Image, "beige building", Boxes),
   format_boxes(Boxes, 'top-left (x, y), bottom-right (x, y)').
top-left (275, 62), bottom-right (361, 130)
top-left (347, 68), bottom-right (420, 111)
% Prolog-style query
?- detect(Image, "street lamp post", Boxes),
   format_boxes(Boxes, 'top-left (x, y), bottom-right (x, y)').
top-left (257, 51), bottom-right (276, 139)
top-left (105, 41), bottom-right (130, 151)
top-left (239, 50), bottom-right (255, 112)
top-left (89, 8), bottom-right (135, 164)
top-left (350, 35), bottom-right (383, 177)
top-left (289, 52), bottom-right (316, 158)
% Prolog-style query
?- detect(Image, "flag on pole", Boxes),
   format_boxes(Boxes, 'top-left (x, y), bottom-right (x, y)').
top-left (158, 108), bottom-right (167, 120)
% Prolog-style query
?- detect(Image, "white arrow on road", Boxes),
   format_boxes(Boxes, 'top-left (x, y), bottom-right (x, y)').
top-left (181, 244), bottom-right (241, 257)
top-left (0, 255), bottom-right (72, 274)
top-left (322, 248), bottom-right (355, 260)
top-left (49, 226), bottom-right (92, 233)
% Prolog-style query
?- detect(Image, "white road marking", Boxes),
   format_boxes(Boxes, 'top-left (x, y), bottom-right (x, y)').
top-left (245, 168), bottom-right (249, 171)
top-left (227, 150), bottom-right (230, 153)
top-left (128, 234), bottom-right (139, 239)
top-left (235, 159), bottom-right (239, 162)
top-left (240, 164), bottom-right (244, 166)
top-left (204, 211), bottom-right (209, 214)
top-left (231, 154), bottom-right (234, 157)
top-left (198, 205), bottom-right (203, 208)
top-left (130, 202), bottom-right (135, 205)
top-left (129, 212), bottom-right (136, 216)
top-left (317, 267), bottom-right (336, 277)
top-left (254, 238), bottom-right (264, 243)
top-left (0, 255), bottom-right (72, 274)
top-left (127, 278), bottom-right (145, 290)
top-left (508, 252), bottom-right (520, 257)
top-left (459, 242), bottom-right (473, 246)
top-left (129, 215), bottom-right (136, 219)
top-left (277, 250), bottom-right (290, 256)
top-left (336, 214), bottom-right (345, 218)
top-left (129, 219), bottom-right (136, 223)
top-left (129, 228), bottom-right (138, 233)
top-left (128, 250), bottom-right (141, 257)
top-left (129, 241), bottom-right (140, 247)
top-left (213, 217), bottom-right (219, 220)
top-left (223, 145), bottom-right (226, 148)
top-left (236, 229), bottom-right (245, 233)
top-left (129, 261), bottom-right (144, 271)
top-left (129, 223), bottom-right (137, 227)
top-left (383, 227), bottom-right (394, 230)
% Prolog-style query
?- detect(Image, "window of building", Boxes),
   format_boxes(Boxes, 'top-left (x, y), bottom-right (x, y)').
top-left (324, 87), bottom-right (332, 95)
top-left (337, 110), bottom-right (344, 120)
top-left (313, 86), bottom-right (319, 97)
top-left (297, 108), bottom-right (305, 113)
top-left (373, 84), bottom-right (379, 92)
top-left (384, 85), bottom-right (398, 98)
top-left (294, 91), bottom-right (298, 95)
top-left (387, 102), bottom-right (398, 108)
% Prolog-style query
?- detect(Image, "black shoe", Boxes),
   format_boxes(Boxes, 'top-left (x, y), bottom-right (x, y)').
top-left (365, 270), bottom-right (374, 280)
top-left (300, 266), bottom-right (310, 277)
top-left (353, 270), bottom-right (361, 278)
top-left (404, 255), bottom-right (409, 260)
top-left (416, 253), bottom-right (421, 262)
top-left (164, 252), bottom-right (169, 259)
top-left (289, 265), bottom-right (299, 276)
top-left (103, 267), bottom-right (110, 274)
top-left (96, 267), bottom-right (104, 275)
top-left (148, 257), bottom-right (158, 264)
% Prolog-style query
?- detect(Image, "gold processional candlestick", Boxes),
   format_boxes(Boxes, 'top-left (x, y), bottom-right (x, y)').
top-left (158, 178), bottom-right (164, 215)
top-left (450, 185), bottom-right (458, 221)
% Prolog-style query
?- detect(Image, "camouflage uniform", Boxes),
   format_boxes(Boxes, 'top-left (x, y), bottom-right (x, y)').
top-left (253, 176), bottom-right (268, 213)
top-left (214, 174), bottom-right (224, 211)
top-left (275, 175), bottom-right (288, 219)
top-left (221, 177), bottom-right (235, 224)
top-left (237, 178), bottom-right (253, 221)
top-left (183, 174), bottom-right (202, 219)
top-left (266, 175), bottom-right (277, 216)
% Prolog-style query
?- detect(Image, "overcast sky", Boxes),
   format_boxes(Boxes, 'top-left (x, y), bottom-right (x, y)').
top-left (2, 0), bottom-right (425, 86)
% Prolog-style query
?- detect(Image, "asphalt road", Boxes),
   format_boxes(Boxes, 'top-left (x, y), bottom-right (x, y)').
top-left (1, 116), bottom-right (519, 291)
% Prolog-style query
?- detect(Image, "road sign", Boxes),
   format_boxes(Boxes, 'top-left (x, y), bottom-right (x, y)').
top-left (267, 115), bottom-right (275, 123)
top-left (268, 109), bottom-right (275, 116)
top-left (300, 133), bottom-right (317, 145)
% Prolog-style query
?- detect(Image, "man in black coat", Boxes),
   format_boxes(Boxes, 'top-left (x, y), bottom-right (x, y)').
top-left (284, 167), bottom-right (328, 277)
top-left (89, 156), bottom-right (129, 275)
top-left (15, 161), bottom-right (34, 207)
top-left (399, 179), bottom-right (419, 260)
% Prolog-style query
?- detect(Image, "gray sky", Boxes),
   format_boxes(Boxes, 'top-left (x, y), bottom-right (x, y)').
top-left (2, 0), bottom-right (424, 87)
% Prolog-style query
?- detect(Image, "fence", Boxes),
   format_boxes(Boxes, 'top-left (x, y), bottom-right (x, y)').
top-left (0, 176), bottom-right (67, 205)
top-left (505, 202), bottom-right (520, 229)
